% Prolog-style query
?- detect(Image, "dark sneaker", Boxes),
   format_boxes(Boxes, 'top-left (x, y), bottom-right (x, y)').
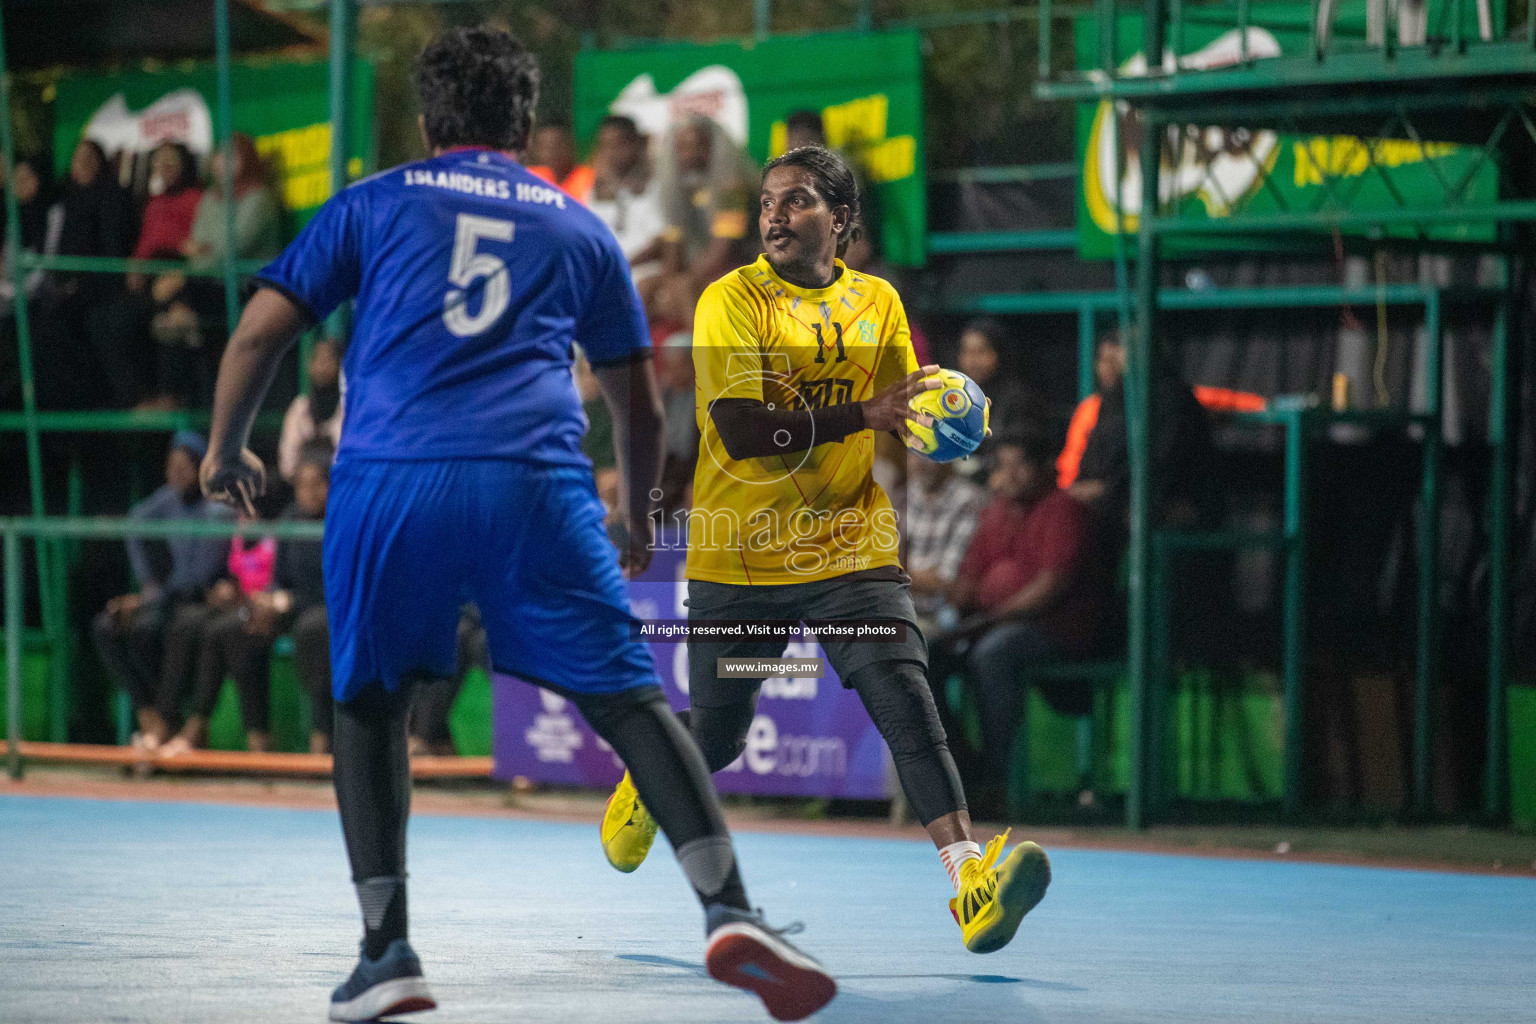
top-left (704, 905), bottom-right (837, 1021)
top-left (328, 938), bottom-right (437, 1022)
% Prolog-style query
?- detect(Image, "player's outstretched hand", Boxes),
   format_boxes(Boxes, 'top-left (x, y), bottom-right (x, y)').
top-left (200, 448), bottom-right (267, 517)
top-left (861, 365), bottom-right (941, 442)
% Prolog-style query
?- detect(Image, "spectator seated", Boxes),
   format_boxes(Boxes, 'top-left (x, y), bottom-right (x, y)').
top-left (928, 430), bottom-right (1111, 815)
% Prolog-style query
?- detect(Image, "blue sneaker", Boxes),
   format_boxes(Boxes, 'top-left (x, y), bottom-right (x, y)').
top-left (704, 905), bottom-right (837, 1021)
top-left (328, 938), bottom-right (436, 1022)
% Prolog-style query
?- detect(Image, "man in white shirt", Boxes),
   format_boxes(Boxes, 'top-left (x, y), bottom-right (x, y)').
top-left (586, 115), bottom-right (666, 284)
top-left (277, 337), bottom-right (343, 482)
top-left (903, 450), bottom-right (985, 635)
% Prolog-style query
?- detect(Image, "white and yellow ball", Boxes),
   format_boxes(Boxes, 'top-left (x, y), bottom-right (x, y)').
top-left (906, 369), bottom-right (990, 463)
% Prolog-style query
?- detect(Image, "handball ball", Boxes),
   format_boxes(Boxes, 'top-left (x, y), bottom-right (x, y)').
top-left (907, 369), bottom-right (990, 463)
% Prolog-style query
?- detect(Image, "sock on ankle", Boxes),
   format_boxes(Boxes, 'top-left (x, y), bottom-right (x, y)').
top-left (678, 835), bottom-right (750, 912)
top-left (356, 875), bottom-right (407, 959)
top-left (939, 841), bottom-right (981, 893)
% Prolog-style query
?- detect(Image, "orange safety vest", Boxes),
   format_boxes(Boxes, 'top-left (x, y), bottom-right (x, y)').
top-left (1192, 385), bottom-right (1266, 414)
top-left (528, 164), bottom-right (595, 205)
top-left (1057, 393), bottom-right (1102, 489)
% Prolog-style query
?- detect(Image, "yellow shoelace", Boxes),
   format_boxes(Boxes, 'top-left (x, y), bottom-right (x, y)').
top-left (978, 828), bottom-right (1011, 873)
top-left (958, 830), bottom-right (1012, 923)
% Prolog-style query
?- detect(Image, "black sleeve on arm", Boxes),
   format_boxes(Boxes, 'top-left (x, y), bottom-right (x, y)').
top-left (589, 348), bottom-right (655, 369)
top-left (709, 397), bottom-right (865, 461)
top-left (251, 278), bottom-right (319, 326)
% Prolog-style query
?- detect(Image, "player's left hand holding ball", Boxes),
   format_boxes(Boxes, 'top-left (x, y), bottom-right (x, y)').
top-left (201, 448), bottom-right (267, 516)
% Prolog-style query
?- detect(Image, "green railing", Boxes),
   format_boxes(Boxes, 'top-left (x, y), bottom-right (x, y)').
top-left (0, 0), bottom-right (354, 774)
top-left (1038, 0), bottom-right (1534, 98)
top-left (1021, 0), bottom-right (1530, 824)
top-left (927, 272), bottom-right (1497, 816)
top-left (0, 0), bottom-right (356, 521)
top-left (2, 515), bottom-right (327, 779)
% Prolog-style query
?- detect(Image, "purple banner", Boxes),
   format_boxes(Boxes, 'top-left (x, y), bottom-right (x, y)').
top-left (491, 539), bottom-right (893, 799)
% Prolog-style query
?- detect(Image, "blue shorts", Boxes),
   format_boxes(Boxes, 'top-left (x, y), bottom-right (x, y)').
top-left (323, 457), bottom-right (658, 703)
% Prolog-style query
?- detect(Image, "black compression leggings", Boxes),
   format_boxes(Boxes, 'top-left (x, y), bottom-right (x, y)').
top-left (574, 690), bottom-right (749, 910)
top-left (684, 659), bottom-right (967, 826)
top-left (332, 681), bottom-right (748, 920)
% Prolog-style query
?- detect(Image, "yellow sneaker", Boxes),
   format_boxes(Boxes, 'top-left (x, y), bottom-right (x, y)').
top-left (601, 770), bottom-right (659, 873)
top-left (949, 829), bottom-right (1051, 954)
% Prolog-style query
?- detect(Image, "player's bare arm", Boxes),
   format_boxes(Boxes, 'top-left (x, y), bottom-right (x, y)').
top-left (201, 287), bottom-right (307, 514)
top-left (592, 355), bottom-right (665, 578)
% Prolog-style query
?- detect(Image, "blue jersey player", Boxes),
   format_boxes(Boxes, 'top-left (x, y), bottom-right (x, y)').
top-left (200, 28), bottom-right (835, 1024)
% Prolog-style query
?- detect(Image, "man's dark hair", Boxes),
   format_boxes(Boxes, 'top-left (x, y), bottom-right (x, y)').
top-left (414, 27), bottom-right (540, 153)
top-left (155, 141), bottom-right (198, 193)
top-left (992, 427), bottom-right (1054, 470)
top-left (784, 109), bottom-right (825, 140)
top-left (597, 114), bottom-right (641, 138)
top-left (963, 317), bottom-right (1013, 352)
top-left (1097, 326), bottom-right (1123, 350)
top-left (762, 145), bottom-right (861, 256)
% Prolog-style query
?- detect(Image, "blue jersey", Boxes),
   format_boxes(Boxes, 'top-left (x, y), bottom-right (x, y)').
top-left (256, 149), bottom-right (648, 466)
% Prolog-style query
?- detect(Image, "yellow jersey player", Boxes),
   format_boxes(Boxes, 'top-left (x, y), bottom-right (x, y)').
top-left (601, 145), bottom-right (1050, 954)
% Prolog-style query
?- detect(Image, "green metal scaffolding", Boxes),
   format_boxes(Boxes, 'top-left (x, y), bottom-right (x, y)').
top-left (1028, 0), bottom-right (1533, 825)
top-left (0, 0), bottom-right (357, 755)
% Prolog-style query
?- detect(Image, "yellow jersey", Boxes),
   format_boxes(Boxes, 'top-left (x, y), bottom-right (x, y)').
top-left (686, 255), bottom-right (918, 585)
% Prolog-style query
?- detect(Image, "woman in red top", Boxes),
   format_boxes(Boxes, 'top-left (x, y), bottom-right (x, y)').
top-left (109, 143), bottom-right (204, 409)
top-left (133, 143), bottom-right (203, 262)
top-left (930, 431), bottom-right (1103, 806)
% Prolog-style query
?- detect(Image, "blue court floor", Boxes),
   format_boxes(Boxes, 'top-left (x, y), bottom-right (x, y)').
top-left (2, 795), bottom-right (1533, 1023)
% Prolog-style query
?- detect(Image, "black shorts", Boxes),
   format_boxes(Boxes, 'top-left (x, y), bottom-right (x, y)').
top-left (686, 575), bottom-right (928, 710)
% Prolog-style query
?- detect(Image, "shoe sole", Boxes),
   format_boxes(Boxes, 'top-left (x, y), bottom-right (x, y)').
top-left (706, 923), bottom-right (837, 1021)
top-left (601, 790), bottom-right (655, 873)
top-left (328, 976), bottom-right (437, 1022)
top-left (966, 842), bottom-right (1052, 955)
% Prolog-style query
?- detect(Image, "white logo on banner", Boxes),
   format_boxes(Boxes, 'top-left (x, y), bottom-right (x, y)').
top-left (726, 714), bottom-right (846, 778)
top-left (610, 65), bottom-right (749, 147)
top-left (524, 690), bottom-right (583, 763)
top-left (84, 90), bottom-right (215, 158)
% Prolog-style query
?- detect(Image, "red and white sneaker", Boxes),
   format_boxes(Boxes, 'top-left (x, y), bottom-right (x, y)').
top-left (704, 906), bottom-right (837, 1021)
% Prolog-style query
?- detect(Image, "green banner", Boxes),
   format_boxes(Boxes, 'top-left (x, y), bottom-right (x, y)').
top-left (1074, 10), bottom-right (1497, 257)
top-left (575, 31), bottom-right (926, 266)
top-left (54, 57), bottom-right (374, 236)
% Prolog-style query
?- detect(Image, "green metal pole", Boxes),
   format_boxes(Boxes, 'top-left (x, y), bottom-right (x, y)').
top-left (0, 6), bottom-right (47, 526)
top-left (0, 1), bottom-right (59, 689)
top-left (1143, 0), bottom-right (1167, 71)
top-left (1078, 305), bottom-right (1096, 401)
top-left (6, 530), bottom-right (21, 780)
top-left (1039, 0), bottom-right (1053, 79)
top-left (1280, 408), bottom-right (1308, 815)
top-left (754, 0), bottom-right (771, 40)
top-left (326, 0), bottom-right (354, 348)
top-left (1412, 290), bottom-right (1444, 815)
top-left (215, 0), bottom-right (239, 340)
top-left (1484, 281), bottom-right (1511, 819)
top-left (1111, 99), bottom-right (1132, 342)
top-left (1097, 0), bottom-right (1116, 74)
top-left (46, 536), bottom-right (67, 742)
top-left (1126, 113), bottom-right (1162, 829)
